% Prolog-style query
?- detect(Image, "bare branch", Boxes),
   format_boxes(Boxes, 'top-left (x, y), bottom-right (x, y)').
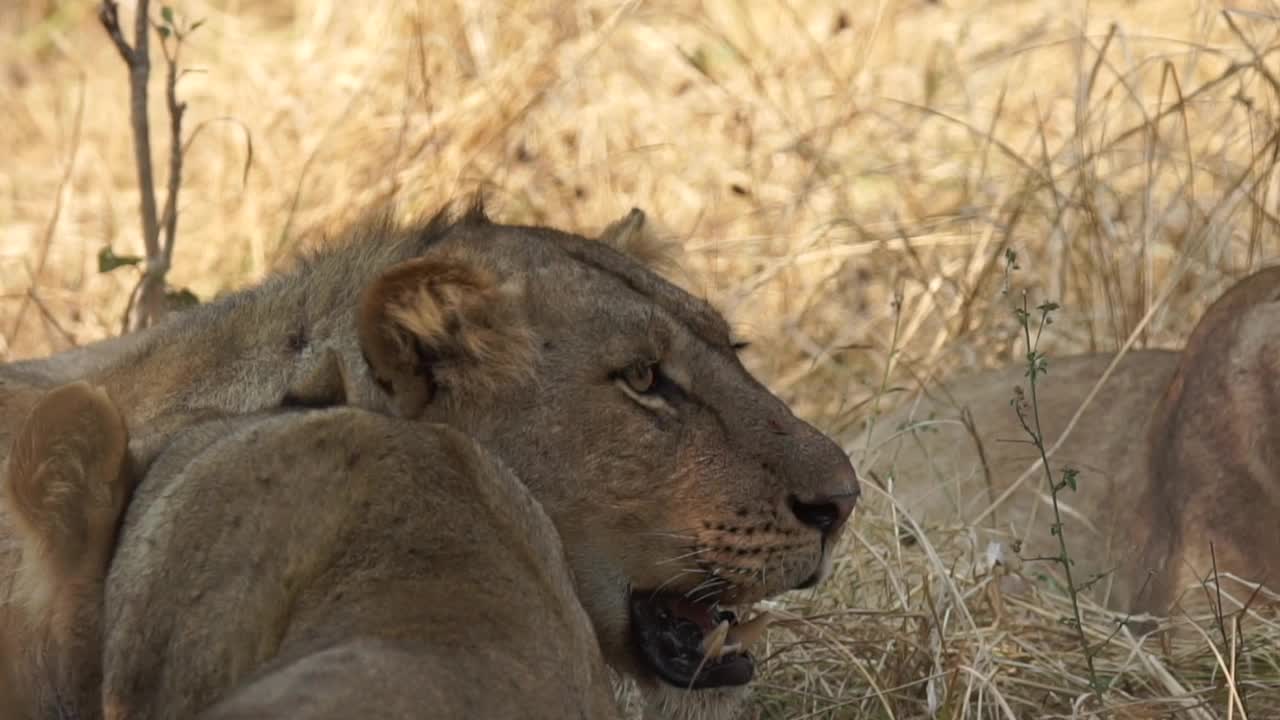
top-left (156, 31), bottom-right (186, 267)
top-left (97, 0), bottom-right (135, 66)
top-left (100, 0), bottom-right (167, 331)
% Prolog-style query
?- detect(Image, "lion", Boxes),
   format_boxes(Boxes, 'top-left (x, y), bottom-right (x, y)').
top-left (858, 266), bottom-right (1280, 619)
top-left (0, 202), bottom-right (860, 719)
top-left (102, 404), bottom-right (621, 720)
top-left (4, 382), bottom-right (621, 720)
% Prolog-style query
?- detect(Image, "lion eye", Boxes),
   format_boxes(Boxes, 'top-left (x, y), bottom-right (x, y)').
top-left (623, 361), bottom-right (658, 394)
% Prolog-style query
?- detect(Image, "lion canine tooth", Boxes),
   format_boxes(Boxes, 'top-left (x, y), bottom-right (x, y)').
top-left (699, 619), bottom-right (730, 658)
top-left (724, 610), bottom-right (775, 651)
top-left (717, 642), bottom-right (743, 657)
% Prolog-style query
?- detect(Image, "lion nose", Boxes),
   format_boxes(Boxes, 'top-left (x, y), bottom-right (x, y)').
top-left (788, 456), bottom-right (861, 536)
top-left (788, 486), bottom-right (859, 537)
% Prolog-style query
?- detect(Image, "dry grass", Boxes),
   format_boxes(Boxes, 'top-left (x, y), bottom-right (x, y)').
top-left (3, 0), bottom-right (1280, 717)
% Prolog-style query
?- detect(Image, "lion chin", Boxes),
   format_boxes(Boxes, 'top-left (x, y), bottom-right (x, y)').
top-left (613, 671), bottom-right (749, 720)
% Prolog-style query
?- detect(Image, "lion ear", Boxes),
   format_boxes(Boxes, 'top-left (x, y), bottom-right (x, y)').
top-left (599, 208), bottom-right (646, 248)
top-left (358, 255), bottom-right (534, 419)
top-left (5, 382), bottom-right (133, 613)
top-left (596, 207), bottom-right (680, 271)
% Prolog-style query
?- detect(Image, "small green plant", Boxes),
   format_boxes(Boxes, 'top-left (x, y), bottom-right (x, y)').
top-left (1003, 248), bottom-right (1104, 704)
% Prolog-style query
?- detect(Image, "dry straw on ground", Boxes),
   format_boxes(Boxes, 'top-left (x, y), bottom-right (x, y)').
top-left (2, 0), bottom-right (1279, 717)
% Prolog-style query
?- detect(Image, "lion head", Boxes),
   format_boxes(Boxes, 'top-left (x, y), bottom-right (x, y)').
top-left (346, 204), bottom-right (861, 711)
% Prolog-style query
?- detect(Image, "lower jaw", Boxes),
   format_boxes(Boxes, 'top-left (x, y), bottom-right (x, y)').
top-left (646, 651), bottom-right (755, 690)
top-left (628, 593), bottom-right (769, 691)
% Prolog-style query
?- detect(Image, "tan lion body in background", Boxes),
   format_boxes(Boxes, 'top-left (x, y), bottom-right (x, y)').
top-left (861, 266), bottom-right (1280, 619)
top-left (1, 204), bottom-right (859, 719)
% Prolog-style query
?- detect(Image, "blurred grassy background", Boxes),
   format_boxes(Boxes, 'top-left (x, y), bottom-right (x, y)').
top-left (3, 1), bottom-right (1279, 717)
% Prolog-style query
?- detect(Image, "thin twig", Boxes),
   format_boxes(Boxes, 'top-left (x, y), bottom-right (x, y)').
top-left (8, 75), bottom-right (85, 342)
top-left (28, 290), bottom-right (77, 348)
top-left (98, 1), bottom-right (135, 64)
top-left (156, 25), bottom-right (186, 268)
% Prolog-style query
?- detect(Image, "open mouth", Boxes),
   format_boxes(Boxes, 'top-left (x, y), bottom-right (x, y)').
top-left (628, 591), bottom-right (775, 690)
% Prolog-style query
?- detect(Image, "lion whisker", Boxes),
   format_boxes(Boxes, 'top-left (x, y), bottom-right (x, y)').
top-left (684, 577), bottom-right (729, 604)
top-left (689, 585), bottom-right (728, 605)
top-left (638, 529), bottom-right (700, 541)
top-left (655, 547), bottom-right (711, 566)
top-left (648, 568), bottom-right (707, 598)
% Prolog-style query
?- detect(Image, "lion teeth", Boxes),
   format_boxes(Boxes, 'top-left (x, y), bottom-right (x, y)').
top-left (699, 619), bottom-right (730, 658)
top-left (717, 642), bottom-right (743, 657)
top-left (724, 610), bottom-right (775, 651)
top-left (699, 610), bottom-right (777, 660)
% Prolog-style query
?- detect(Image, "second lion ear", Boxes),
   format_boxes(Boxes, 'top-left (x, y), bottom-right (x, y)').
top-left (357, 255), bottom-right (535, 419)
top-left (596, 207), bottom-right (679, 271)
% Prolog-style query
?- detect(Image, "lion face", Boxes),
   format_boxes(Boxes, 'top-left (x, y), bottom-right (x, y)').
top-left (358, 208), bottom-right (860, 708)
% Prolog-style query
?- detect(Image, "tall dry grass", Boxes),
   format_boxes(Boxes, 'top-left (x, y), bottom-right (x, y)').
top-left (3, 0), bottom-right (1279, 717)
